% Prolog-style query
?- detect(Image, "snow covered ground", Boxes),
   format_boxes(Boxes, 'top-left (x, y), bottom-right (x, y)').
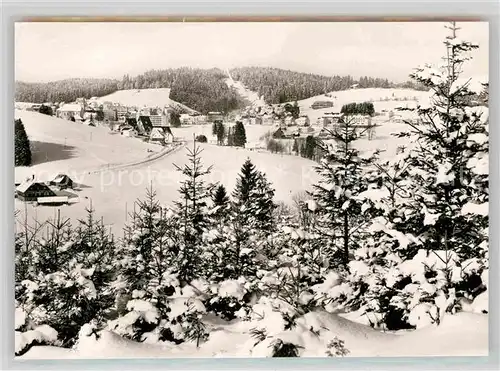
top-left (225, 76), bottom-right (267, 108)
top-left (14, 110), bottom-right (164, 180)
top-left (18, 311), bottom-right (487, 359)
top-left (14, 102), bottom-right (417, 235)
top-left (99, 88), bottom-right (199, 114)
top-left (172, 124), bottom-right (272, 145)
top-left (276, 88), bottom-right (429, 123)
top-left (15, 142), bottom-right (320, 234)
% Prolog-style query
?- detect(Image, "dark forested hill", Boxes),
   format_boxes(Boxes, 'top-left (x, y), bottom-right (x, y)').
top-left (121, 68), bottom-right (243, 114)
top-left (15, 68), bottom-right (244, 114)
top-left (15, 67), bottom-right (427, 112)
top-left (15, 78), bottom-right (120, 104)
top-left (229, 67), bottom-right (426, 104)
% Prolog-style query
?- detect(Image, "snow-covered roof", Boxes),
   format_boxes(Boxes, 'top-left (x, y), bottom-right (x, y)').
top-left (16, 180), bottom-right (51, 194)
top-left (16, 180), bottom-right (35, 193)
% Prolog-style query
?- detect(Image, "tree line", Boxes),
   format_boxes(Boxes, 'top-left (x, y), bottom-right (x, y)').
top-left (118, 68), bottom-right (244, 114)
top-left (15, 68), bottom-right (245, 115)
top-left (340, 102), bottom-right (375, 116)
top-left (230, 67), bottom-right (405, 104)
top-left (211, 121), bottom-right (247, 147)
top-left (15, 79), bottom-right (120, 104)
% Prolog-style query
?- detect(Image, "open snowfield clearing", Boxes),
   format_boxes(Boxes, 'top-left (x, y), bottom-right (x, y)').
top-left (277, 88), bottom-right (429, 123)
top-left (225, 77), bottom-right (267, 108)
top-left (14, 110), bottom-right (164, 180)
top-left (14, 108), bottom-right (414, 234)
top-left (171, 124), bottom-right (272, 145)
top-left (18, 312), bottom-right (487, 359)
top-left (99, 88), bottom-right (198, 114)
top-left (15, 143), bottom-right (320, 233)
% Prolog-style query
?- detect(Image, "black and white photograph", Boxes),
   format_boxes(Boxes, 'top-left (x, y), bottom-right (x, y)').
top-left (14, 20), bottom-right (489, 358)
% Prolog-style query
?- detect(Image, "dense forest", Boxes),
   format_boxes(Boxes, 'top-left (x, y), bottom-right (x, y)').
top-left (15, 68), bottom-right (243, 114)
top-left (16, 67), bottom-right (427, 113)
top-left (118, 68), bottom-right (244, 114)
top-left (230, 67), bottom-right (388, 104)
top-left (230, 67), bottom-right (428, 104)
top-left (15, 79), bottom-right (120, 104)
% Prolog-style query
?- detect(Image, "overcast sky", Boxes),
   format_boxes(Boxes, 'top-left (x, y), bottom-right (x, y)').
top-left (15, 21), bottom-right (489, 83)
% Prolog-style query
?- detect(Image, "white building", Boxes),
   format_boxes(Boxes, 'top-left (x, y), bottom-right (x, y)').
top-left (120, 127), bottom-right (137, 137)
top-left (56, 103), bottom-right (84, 121)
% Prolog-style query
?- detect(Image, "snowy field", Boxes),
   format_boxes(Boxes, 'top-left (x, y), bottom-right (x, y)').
top-left (99, 88), bottom-right (198, 114)
top-left (276, 88), bottom-right (430, 123)
top-left (225, 76), bottom-right (267, 108)
top-left (15, 107), bottom-right (417, 235)
top-left (172, 124), bottom-right (272, 145)
top-left (17, 308), bottom-right (488, 359)
top-left (14, 91), bottom-right (490, 361)
top-left (14, 110), bottom-right (164, 179)
top-left (15, 141), bottom-right (320, 233)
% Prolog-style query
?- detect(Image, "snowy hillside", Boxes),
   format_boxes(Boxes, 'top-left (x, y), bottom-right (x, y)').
top-left (279, 88), bottom-right (430, 122)
top-left (225, 76), bottom-right (267, 108)
top-left (100, 88), bottom-right (199, 114)
top-left (14, 110), bottom-right (164, 180)
top-left (16, 143), bottom-right (320, 234)
top-left (172, 124), bottom-right (272, 147)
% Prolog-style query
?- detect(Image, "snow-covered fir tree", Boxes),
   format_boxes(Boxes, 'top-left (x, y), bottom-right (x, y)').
top-left (16, 207), bottom-right (117, 349)
top-left (173, 141), bottom-right (215, 284)
top-left (311, 119), bottom-right (379, 269)
top-left (232, 158), bottom-right (276, 232)
top-left (334, 22), bottom-right (489, 330)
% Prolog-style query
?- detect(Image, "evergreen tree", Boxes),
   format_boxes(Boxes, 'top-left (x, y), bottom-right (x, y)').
top-left (16, 208), bottom-right (117, 348)
top-left (336, 22), bottom-right (490, 330)
top-left (15, 119), bottom-right (32, 166)
top-left (120, 186), bottom-right (175, 292)
top-left (95, 110), bottom-right (105, 122)
top-left (170, 111), bottom-right (182, 128)
top-left (212, 184), bottom-right (230, 208)
top-left (311, 118), bottom-right (378, 268)
top-left (397, 21), bottom-right (488, 261)
top-left (38, 104), bottom-right (53, 116)
top-left (292, 100), bottom-right (300, 119)
top-left (206, 159), bottom-right (276, 281)
top-left (115, 186), bottom-right (179, 342)
top-left (212, 121), bottom-right (226, 146)
top-left (173, 141), bottom-right (214, 283)
top-left (303, 136), bottom-right (316, 160)
top-left (233, 121), bottom-right (247, 147)
top-left (233, 159), bottom-right (276, 232)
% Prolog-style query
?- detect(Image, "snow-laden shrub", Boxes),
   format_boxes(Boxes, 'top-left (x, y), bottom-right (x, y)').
top-left (336, 235), bottom-right (488, 330)
top-left (243, 300), bottom-right (350, 357)
top-left (109, 274), bottom-right (211, 346)
top-left (204, 278), bottom-right (253, 320)
top-left (15, 207), bottom-right (118, 348)
top-left (15, 323), bottom-right (60, 356)
top-left (326, 337), bottom-right (350, 357)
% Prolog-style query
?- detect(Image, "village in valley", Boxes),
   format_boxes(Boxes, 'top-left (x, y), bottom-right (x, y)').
top-left (14, 79), bottom-right (426, 208)
top-left (13, 21), bottom-right (490, 360)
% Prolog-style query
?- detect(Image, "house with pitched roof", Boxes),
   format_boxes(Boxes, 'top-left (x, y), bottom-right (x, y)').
top-left (16, 180), bottom-right (56, 202)
top-left (49, 174), bottom-right (75, 190)
top-left (56, 103), bottom-right (84, 121)
top-left (149, 127), bottom-right (174, 144)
